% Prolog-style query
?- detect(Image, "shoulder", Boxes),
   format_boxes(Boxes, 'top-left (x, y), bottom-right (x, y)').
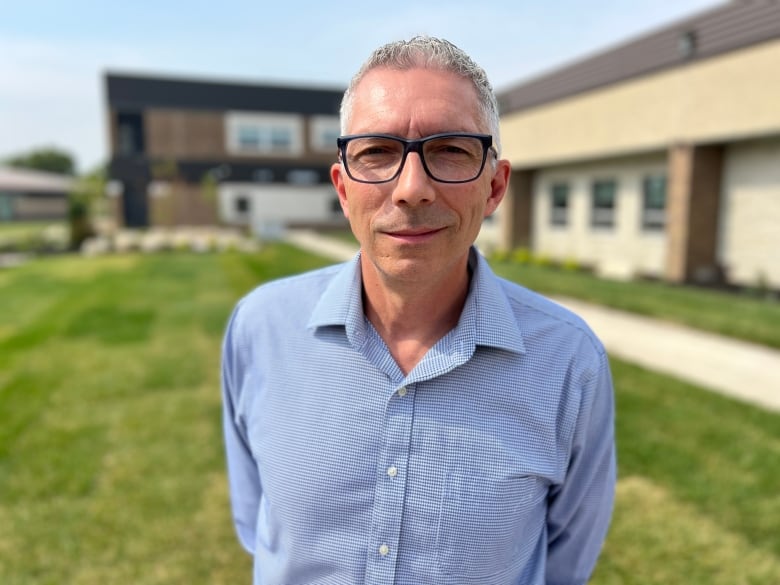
top-left (228, 262), bottom-right (346, 335)
top-left (239, 262), bottom-right (342, 310)
top-left (487, 273), bottom-right (614, 439)
top-left (495, 275), bottom-right (606, 359)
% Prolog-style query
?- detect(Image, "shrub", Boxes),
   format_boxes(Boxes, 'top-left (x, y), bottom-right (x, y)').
top-left (511, 247), bottom-right (533, 265)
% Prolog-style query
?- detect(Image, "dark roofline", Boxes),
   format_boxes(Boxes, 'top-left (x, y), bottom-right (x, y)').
top-left (105, 72), bottom-right (345, 115)
top-left (498, 1), bottom-right (780, 115)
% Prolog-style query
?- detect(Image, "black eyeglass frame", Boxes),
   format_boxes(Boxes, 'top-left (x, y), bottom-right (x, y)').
top-left (337, 132), bottom-right (497, 184)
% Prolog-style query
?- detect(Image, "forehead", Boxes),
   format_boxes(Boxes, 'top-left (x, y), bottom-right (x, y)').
top-left (347, 67), bottom-right (484, 136)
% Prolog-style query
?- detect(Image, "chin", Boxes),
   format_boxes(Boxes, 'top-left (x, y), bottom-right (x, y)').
top-left (368, 254), bottom-right (432, 281)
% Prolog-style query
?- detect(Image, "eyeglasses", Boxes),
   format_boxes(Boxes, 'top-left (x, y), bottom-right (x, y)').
top-left (337, 132), bottom-right (496, 184)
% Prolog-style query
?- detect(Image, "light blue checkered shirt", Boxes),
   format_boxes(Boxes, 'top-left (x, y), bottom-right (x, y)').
top-left (222, 248), bottom-right (615, 585)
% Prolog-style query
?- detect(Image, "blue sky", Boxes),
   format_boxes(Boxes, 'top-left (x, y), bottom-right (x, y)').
top-left (0, 0), bottom-right (725, 173)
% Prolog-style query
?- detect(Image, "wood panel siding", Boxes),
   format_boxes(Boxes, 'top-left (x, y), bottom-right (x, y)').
top-left (145, 110), bottom-right (226, 159)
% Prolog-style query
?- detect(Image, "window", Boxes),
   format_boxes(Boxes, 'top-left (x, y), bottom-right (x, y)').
top-left (550, 183), bottom-right (569, 226)
top-left (0, 193), bottom-right (13, 221)
top-left (235, 196), bottom-right (250, 215)
top-left (226, 112), bottom-right (303, 156)
top-left (253, 168), bottom-right (275, 183)
top-left (232, 124), bottom-right (294, 153)
top-left (591, 179), bottom-right (617, 228)
top-left (271, 127), bottom-right (292, 149)
top-left (287, 169), bottom-right (320, 185)
top-left (117, 112), bottom-right (145, 155)
top-left (310, 116), bottom-right (341, 152)
top-left (238, 126), bottom-right (264, 150)
top-left (642, 175), bottom-right (667, 230)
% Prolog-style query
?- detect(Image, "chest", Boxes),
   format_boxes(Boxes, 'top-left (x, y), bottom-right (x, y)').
top-left (241, 344), bottom-right (566, 517)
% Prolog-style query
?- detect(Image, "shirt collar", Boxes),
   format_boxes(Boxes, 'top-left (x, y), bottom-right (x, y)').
top-left (460, 248), bottom-right (526, 355)
top-left (307, 253), bottom-right (368, 348)
top-left (307, 248), bottom-right (526, 355)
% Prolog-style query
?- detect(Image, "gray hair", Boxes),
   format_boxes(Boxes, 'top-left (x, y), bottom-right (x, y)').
top-left (340, 36), bottom-right (501, 154)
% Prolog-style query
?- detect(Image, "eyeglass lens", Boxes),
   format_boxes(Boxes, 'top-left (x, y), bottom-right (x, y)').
top-left (343, 135), bottom-right (487, 183)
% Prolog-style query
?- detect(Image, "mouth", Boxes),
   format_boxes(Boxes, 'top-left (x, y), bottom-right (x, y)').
top-left (382, 227), bottom-right (446, 244)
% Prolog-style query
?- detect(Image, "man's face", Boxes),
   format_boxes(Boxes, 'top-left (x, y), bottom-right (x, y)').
top-left (331, 67), bottom-right (510, 286)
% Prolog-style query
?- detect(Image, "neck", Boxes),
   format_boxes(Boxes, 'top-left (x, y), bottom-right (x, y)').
top-left (361, 254), bottom-right (471, 375)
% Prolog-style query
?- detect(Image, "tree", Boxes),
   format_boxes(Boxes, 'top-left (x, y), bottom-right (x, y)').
top-left (68, 166), bottom-right (106, 249)
top-left (6, 147), bottom-right (76, 176)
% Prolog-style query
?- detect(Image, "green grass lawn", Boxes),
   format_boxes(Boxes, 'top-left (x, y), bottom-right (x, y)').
top-left (491, 259), bottom-right (780, 349)
top-left (0, 246), bottom-right (778, 584)
top-left (0, 221), bottom-right (63, 239)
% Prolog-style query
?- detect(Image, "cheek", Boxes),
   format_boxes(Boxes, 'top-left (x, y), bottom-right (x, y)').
top-left (352, 189), bottom-right (387, 216)
top-left (460, 189), bottom-right (492, 221)
top-left (345, 193), bottom-right (378, 231)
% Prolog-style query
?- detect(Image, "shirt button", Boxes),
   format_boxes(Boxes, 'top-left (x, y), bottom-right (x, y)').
top-left (387, 465), bottom-right (398, 478)
top-left (379, 544), bottom-right (390, 556)
top-left (397, 386), bottom-right (407, 397)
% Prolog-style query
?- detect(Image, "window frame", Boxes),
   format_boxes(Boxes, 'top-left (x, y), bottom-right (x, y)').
top-left (641, 174), bottom-right (667, 231)
top-left (591, 179), bottom-right (617, 229)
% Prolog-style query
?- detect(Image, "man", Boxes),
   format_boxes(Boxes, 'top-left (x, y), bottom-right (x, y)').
top-left (222, 36), bottom-right (615, 584)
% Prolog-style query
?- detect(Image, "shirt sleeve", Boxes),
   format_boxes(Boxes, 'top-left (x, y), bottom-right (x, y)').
top-left (545, 348), bottom-right (616, 585)
top-left (221, 303), bottom-right (261, 555)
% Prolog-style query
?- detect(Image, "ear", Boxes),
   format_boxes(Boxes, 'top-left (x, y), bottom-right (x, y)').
top-left (484, 158), bottom-right (511, 218)
top-left (330, 162), bottom-right (350, 219)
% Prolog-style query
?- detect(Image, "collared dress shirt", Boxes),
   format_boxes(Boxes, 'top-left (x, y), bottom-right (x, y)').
top-left (222, 248), bottom-right (616, 585)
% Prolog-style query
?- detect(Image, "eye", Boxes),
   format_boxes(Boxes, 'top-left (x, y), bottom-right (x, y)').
top-left (439, 144), bottom-right (470, 155)
top-left (361, 145), bottom-right (394, 156)
top-left (427, 137), bottom-right (482, 159)
top-left (349, 138), bottom-right (402, 159)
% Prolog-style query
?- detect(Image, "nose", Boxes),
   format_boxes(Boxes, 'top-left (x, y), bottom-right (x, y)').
top-left (391, 151), bottom-right (436, 207)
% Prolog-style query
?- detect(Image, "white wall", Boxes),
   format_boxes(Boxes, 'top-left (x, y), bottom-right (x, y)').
top-left (532, 154), bottom-right (668, 279)
top-left (719, 137), bottom-right (780, 288)
top-left (218, 183), bottom-right (342, 236)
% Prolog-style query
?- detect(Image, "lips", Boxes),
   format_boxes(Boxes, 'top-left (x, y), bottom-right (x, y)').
top-left (381, 226), bottom-right (446, 244)
top-left (387, 227), bottom-right (443, 237)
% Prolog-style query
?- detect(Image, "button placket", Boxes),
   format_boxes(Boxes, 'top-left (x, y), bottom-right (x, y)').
top-left (364, 383), bottom-right (415, 582)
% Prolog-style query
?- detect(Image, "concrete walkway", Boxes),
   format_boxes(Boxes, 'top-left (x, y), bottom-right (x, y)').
top-left (553, 298), bottom-right (780, 412)
top-left (285, 230), bottom-right (780, 412)
top-left (285, 230), bottom-right (358, 263)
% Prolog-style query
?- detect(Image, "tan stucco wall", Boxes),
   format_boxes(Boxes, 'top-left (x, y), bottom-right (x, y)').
top-left (500, 39), bottom-right (780, 168)
top-left (532, 154), bottom-right (668, 280)
top-left (719, 137), bottom-right (780, 288)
